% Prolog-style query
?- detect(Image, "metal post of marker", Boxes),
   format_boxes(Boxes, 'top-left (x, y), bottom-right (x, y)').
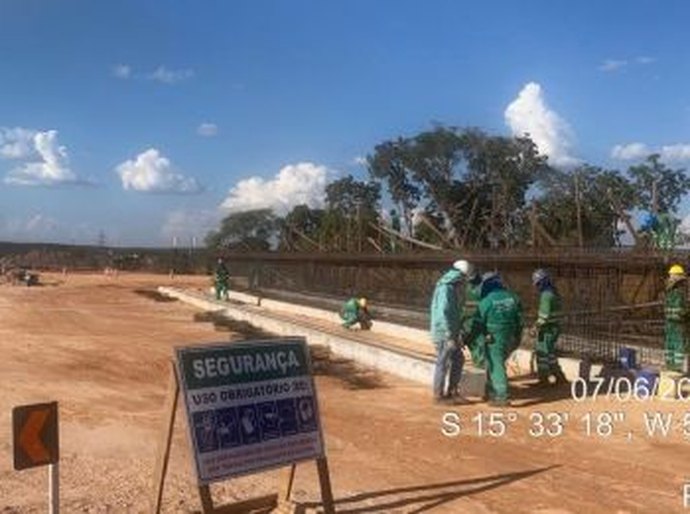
top-left (49, 461), bottom-right (59, 514)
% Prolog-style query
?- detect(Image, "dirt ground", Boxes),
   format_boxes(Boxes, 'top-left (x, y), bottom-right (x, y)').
top-left (2, 273), bottom-right (690, 513)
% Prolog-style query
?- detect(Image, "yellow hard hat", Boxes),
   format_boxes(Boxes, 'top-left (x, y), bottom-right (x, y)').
top-left (358, 297), bottom-right (367, 308)
top-left (669, 264), bottom-right (686, 276)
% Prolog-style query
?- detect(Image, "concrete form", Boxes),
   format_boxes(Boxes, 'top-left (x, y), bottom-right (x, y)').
top-left (161, 286), bottom-right (602, 396)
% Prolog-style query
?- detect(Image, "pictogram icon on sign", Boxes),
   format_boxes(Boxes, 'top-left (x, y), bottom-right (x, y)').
top-left (13, 402), bottom-right (59, 471)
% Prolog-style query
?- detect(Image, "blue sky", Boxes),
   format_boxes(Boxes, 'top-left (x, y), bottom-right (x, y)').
top-left (1, 0), bottom-right (689, 246)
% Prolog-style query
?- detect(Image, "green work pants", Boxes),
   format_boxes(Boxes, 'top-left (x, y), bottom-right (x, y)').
top-left (535, 325), bottom-right (564, 380)
top-left (215, 281), bottom-right (228, 300)
top-left (485, 332), bottom-right (513, 402)
top-left (665, 321), bottom-right (688, 371)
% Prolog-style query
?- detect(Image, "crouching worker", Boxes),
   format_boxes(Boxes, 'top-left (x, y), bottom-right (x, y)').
top-left (469, 272), bottom-right (523, 407)
top-left (214, 258), bottom-right (230, 301)
top-left (430, 259), bottom-right (470, 405)
top-left (341, 297), bottom-right (372, 330)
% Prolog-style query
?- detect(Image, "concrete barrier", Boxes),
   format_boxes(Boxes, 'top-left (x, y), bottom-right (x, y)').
top-left (161, 287), bottom-right (487, 396)
top-left (202, 286), bottom-right (594, 382)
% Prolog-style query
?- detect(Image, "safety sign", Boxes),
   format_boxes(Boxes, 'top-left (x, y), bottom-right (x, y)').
top-left (176, 337), bottom-right (324, 483)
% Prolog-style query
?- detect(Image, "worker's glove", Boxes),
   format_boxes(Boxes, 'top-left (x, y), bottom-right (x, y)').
top-left (442, 339), bottom-right (457, 354)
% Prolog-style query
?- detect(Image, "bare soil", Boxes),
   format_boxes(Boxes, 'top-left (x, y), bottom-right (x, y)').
top-left (1, 273), bottom-right (689, 513)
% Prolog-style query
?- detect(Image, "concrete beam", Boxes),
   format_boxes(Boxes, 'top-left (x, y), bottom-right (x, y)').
top-left (201, 286), bottom-right (593, 382)
top-left (160, 287), bottom-right (487, 397)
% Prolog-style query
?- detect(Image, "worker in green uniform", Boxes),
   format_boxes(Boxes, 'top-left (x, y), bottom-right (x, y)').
top-left (214, 258), bottom-right (230, 301)
top-left (530, 268), bottom-right (567, 385)
top-left (665, 264), bottom-right (689, 371)
top-left (340, 297), bottom-right (372, 330)
top-left (462, 271), bottom-right (485, 368)
top-left (469, 272), bottom-right (523, 406)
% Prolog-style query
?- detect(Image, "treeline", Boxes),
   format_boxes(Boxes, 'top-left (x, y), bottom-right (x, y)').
top-left (206, 126), bottom-right (690, 252)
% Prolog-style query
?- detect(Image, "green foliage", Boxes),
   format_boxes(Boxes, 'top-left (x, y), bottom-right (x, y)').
top-left (367, 138), bottom-right (421, 233)
top-left (536, 165), bottom-right (635, 246)
top-left (367, 126), bottom-right (548, 248)
top-left (278, 204), bottom-right (325, 251)
top-left (205, 209), bottom-right (277, 251)
top-left (325, 175), bottom-right (381, 217)
top-left (202, 135), bottom-right (690, 252)
top-left (628, 154), bottom-right (690, 214)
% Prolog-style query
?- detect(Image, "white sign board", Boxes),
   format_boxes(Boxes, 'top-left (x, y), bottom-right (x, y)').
top-left (176, 337), bottom-right (324, 484)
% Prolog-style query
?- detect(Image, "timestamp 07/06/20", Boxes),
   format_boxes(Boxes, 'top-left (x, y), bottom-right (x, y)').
top-left (570, 375), bottom-right (690, 403)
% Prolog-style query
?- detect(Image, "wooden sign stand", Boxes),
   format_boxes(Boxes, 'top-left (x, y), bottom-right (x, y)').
top-left (150, 360), bottom-right (335, 514)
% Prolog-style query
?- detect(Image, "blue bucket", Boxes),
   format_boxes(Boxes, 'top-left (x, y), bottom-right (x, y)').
top-left (619, 347), bottom-right (637, 370)
top-left (635, 368), bottom-right (659, 396)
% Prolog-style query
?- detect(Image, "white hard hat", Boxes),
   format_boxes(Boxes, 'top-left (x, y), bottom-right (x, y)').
top-left (453, 259), bottom-right (470, 274)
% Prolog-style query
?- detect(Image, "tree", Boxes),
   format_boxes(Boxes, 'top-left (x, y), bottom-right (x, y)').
top-left (460, 131), bottom-right (549, 247)
top-left (323, 176), bottom-right (381, 252)
top-left (367, 138), bottom-right (421, 234)
top-left (628, 154), bottom-right (690, 214)
top-left (325, 175), bottom-right (381, 217)
top-left (279, 204), bottom-right (325, 251)
top-left (205, 209), bottom-right (278, 251)
top-left (536, 165), bottom-right (635, 246)
top-left (367, 126), bottom-right (547, 248)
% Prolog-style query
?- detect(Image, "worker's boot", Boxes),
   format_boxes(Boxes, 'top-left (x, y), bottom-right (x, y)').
top-left (554, 369), bottom-right (569, 386)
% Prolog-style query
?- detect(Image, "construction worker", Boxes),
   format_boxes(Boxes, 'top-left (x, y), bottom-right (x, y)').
top-left (341, 297), bottom-right (372, 330)
top-left (640, 212), bottom-right (680, 250)
top-left (531, 268), bottom-right (567, 385)
top-left (214, 258), bottom-right (230, 301)
top-left (470, 272), bottom-right (523, 407)
top-left (665, 264), bottom-right (689, 371)
top-left (430, 259), bottom-right (471, 404)
top-left (462, 271), bottom-right (486, 368)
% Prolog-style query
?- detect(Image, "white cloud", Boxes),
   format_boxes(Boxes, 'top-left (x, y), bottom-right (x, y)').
top-left (25, 213), bottom-right (58, 232)
top-left (112, 64), bottom-right (131, 79)
top-left (115, 148), bottom-right (202, 194)
top-left (636, 56), bottom-right (656, 65)
top-left (599, 59), bottom-right (628, 72)
top-left (0, 213), bottom-right (61, 242)
top-left (504, 82), bottom-right (579, 168)
top-left (4, 130), bottom-right (81, 186)
top-left (220, 162), bottom-right (330, 215)
top-left (197, 122), bottom-right (218, 137)
top-left (659, 144), bottom-right (690, 162)
top-left (148, 66), bottom-right (194, 84)
top-left (161, 209), bottom-right (221, 242)
top-left (611, 142), bottom-right (690, 162)
top-left (0, 127), bottom-right (36, 159)
top-left (353, 156), bottom-right (367, 166)
top-left (611, 142), bottom-right (650, 160)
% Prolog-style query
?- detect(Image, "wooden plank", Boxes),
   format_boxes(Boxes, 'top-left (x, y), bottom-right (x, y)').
top-left (279, 464), bottom-right (297, 504)
top-left (417, 213), bottom-right (454, 248)
top-left (369, 222), bottom-right (444, 251)
top-left (199, 485), bottom-right (214, 513)
top-left (316, 457), bottom-right (336, 514)
top-left (366, 237), bottom-right (383, 254)
top-left (149, 360), bottom-right (180, 514)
